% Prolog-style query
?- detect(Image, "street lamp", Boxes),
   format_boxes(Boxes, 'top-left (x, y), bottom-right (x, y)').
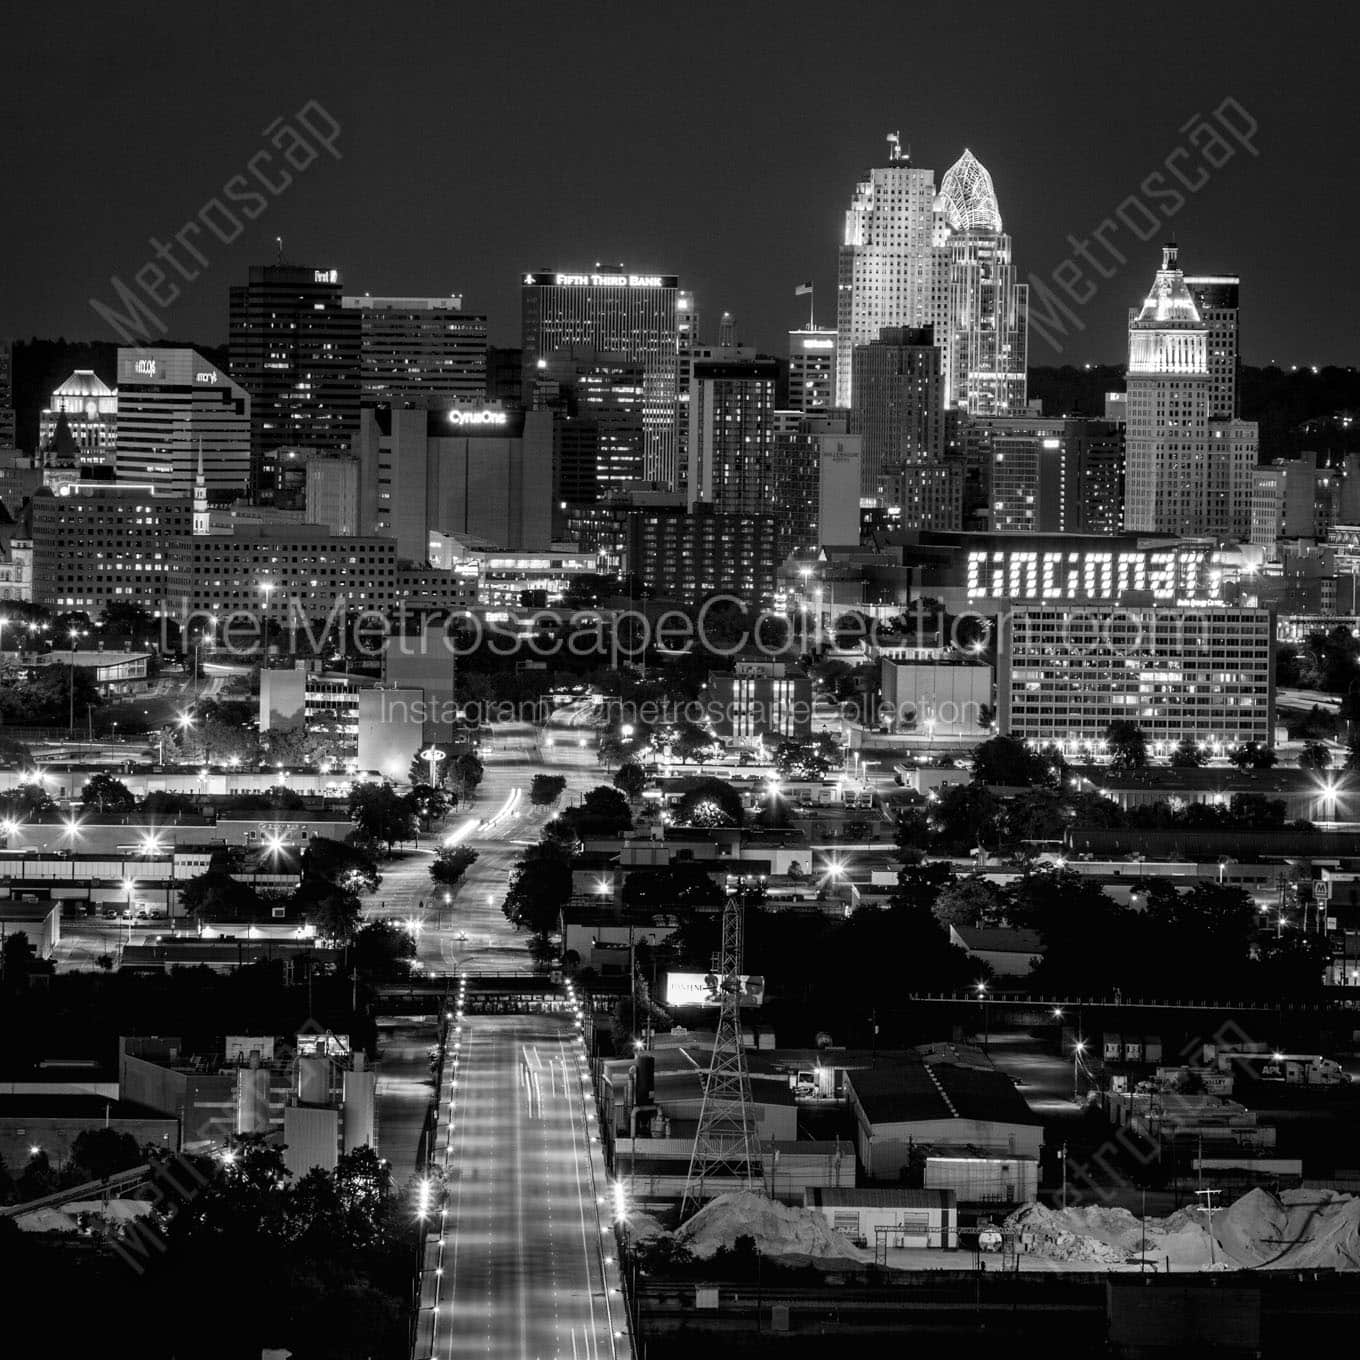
top-left (67, 625), bottom-right (84, 733)
top-left (419, 745), bottom-right (446, 787)
top-left (1072, 1039), bottom-right (1086, 1103)
top-left (122, 877), bottom-right (137, 949)
top-left (975, 980), bottom-right (989, 1051)
top-left (194, 614), bottom-right (218, 698)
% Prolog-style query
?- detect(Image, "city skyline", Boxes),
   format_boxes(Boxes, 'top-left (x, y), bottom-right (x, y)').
top-left (0, 3), bottom-right (1346, 366)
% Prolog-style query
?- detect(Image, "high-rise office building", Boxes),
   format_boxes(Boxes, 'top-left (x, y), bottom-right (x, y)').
top-left (485, 346), bottom-right (524, 404)
top-left (1124, 244), bottom-right (1214, 535)
top-left (520, 268), bottom-right (680, 487)
top-left (533, 354), bottom-right (647, 503)
top-left (935, 150), bottom-right (1028, 416)
top-left (968, 415), bottom-right (1125, 535)
top-left (835, 134), bottom-right (945, 409)
top-left (686, 346), bottom-right (779, 516)
top-left (884, 462), bottom-right (963, 531)
top-left (0, 341), bottom-right (15, 448)
top-left (1185, 274), bottom-right (1240, 419)
top-left (849, 326), bottom-right (944, 500)
top-left (1126, 246), bottom-right (1255, 538)
top-left (342, 295), bottom-right (487, 404)
top-left (115, 348), bottom-right (251, 500)
top-left (228, 264), bottom-right (362, 496)
top-left (38, 371), bottom-right (118, 470)
top-left (676, 291), bottom-right (699, 495)
top-left (356, 405), bottom-right (552, 558)
top-left (788, 327), bottom-right (836, 413)
top-left (1206, 416), bottom-right (1258, 540)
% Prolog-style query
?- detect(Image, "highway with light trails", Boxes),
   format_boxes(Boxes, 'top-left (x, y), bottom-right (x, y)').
top-left (415, 996), bottom-right (631, 1359)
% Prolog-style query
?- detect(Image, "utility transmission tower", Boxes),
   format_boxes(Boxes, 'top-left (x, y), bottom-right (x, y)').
top-left (680, 889), bottom-right (762, 1221)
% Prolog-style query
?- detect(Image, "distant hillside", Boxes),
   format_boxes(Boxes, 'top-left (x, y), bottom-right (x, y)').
top-left (10, 338), bottom-right (230, 453)
top-left (1029, 363), bottom-right (1360, 461)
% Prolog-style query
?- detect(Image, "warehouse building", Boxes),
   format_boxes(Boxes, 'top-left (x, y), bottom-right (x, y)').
top-left (845, 1057), bottom-right (1043, 1184)
top-left (805, 1186), bottom-right (958, 1250)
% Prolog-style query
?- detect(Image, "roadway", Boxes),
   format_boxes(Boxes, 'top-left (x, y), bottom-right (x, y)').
top-left (371, 718), bottom-right (611, 1197)
top-left (363, 718), bottom-right (606, 975)
top-left (417, 1012), bottom-right (630, 1360)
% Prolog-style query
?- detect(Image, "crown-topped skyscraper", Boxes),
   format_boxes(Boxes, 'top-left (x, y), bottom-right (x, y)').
top-left (935, 149), bottom-right (1028, 416)
top-left (1124, 244), bottom-right (1254, 537)
top-left (834, 137), bottom-right (1028, 419)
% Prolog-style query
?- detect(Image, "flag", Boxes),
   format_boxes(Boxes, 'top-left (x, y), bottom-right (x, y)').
top-left (795, 281), bottom-right (813, 296)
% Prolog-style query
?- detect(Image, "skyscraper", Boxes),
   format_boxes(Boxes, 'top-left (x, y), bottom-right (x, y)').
top-left (228, 264), bottom-right (362, 497)
top-left (849, 326), bottom-right (944, 500)
top-left (687, 347), bottom-right (778, 516)
top-left (835, 134), bottom-right (945, 409)
top-left (967, 415), bottom-right (1125, 535)
top-left (534, 354), bottom-right (647, 503)
top-left (1124, 245), bottom-right (1214, 534)
top-left (1125, 246), bottom-right (1255, 538)
top-left (676, 290), bottom-right (699, 493)
top-left (1185, 274), bottom-right (1240, 419)
top-left (520, 268), bottom-right (680, 486)
top-left (38, 371), bottom-right (118, 470)
top-left (787, 326), bottom-right (836, 413)
top-left (116, 348), bottom-right (251, 500)
top-left (935, 150), bottom-right (1029, 416)
top-left (0, 341), bottom-right (14, 448)
top-left (342, 295), bottom-right (488, 404)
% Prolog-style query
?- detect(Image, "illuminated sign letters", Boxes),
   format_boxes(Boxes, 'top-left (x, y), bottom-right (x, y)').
top-left (196, 371), bottom-right (218, 383)
top-left (448, 408), bottom-right (508, 428)
top-left (134, 359), bottom-right (157, 376)
top-left (313, 268), bottom-right (338, 284)
top-left (801, 338), bottom-right (835, 350)
top-left (552, 272), bottom-right (666, 288)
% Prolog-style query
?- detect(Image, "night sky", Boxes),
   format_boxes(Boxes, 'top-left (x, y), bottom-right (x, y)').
top-left (1, 0), bottom-right (1351, 366)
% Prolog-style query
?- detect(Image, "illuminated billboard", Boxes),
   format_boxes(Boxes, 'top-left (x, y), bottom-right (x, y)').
top-left (665, 971), bottom-right (765, 1007)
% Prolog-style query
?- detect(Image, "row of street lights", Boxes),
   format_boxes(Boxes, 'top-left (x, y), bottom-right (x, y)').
top-left (973, 985), bottom-right (1088, 1102)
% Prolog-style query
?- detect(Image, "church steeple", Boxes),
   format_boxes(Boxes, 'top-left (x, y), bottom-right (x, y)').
top-left (192, 439), bottom-right (210, 535)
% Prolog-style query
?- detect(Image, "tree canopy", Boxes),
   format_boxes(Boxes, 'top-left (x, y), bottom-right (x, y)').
top-left (674, 777), bottom-right (744, 827)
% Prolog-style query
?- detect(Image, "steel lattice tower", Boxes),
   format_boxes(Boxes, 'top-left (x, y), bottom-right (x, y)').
top-left (680, 892), bottom-right (762, 1221)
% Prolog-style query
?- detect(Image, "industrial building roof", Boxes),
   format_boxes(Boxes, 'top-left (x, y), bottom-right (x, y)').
top-left (950, 927), bottom-right (1044, 955)
top-left (847, 1061), bottom-right (1042, 1129)
top-left (808, 1187), bottom-right (957, 1210)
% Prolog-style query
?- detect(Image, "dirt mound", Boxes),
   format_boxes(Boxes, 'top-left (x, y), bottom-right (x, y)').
top-left (1003, 1203), bottom-right (1129, 1263)
top-left (1217, 1187), bottom-right (1291, 1267)
top-left (1268, 1189), bottom-right (1360, 1269)
top-left (1008, 1188), bottom-right (1360, 1271)
top-left (674, 1191), bottom-right (874, 1267)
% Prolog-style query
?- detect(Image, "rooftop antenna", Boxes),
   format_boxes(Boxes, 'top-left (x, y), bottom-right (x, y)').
top-left (886, 130), bottom-right (903, 163)
top-left (275, 235), bottom-right (285, 265)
